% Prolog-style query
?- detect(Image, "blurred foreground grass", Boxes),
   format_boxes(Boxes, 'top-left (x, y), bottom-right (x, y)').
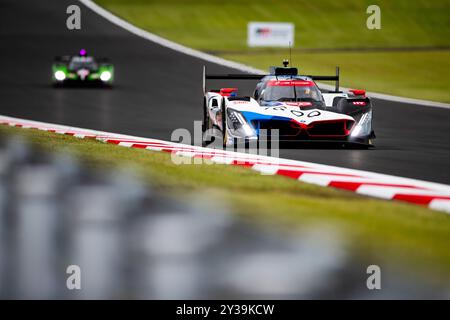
top-left (1, 125), bottom-right (450, 278)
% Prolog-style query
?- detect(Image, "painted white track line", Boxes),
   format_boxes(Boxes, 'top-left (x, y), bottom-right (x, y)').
top-left (79, 0), bottom-right (450, 109)
top-left (1, 115), bottom-right (450, 214)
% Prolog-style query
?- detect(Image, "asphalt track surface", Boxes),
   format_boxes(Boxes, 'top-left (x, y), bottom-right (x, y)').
top-left (1, 0), bottom-right (449, 184)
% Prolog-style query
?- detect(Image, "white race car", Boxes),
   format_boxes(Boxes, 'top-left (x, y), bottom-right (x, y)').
top-left (202, 61), bottom-right (375, 148)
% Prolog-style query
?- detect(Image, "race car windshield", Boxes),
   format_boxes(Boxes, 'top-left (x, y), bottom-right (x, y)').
top-left (263, 85), bottom-right (322, 102)
top-left (69, 57), bottom-right (98, 70)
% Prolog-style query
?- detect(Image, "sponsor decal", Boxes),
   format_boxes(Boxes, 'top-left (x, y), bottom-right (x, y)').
top-left (290, 110), bottom-right (304, 117)
top-left (286, 102), bottom-right (313, 107)
top-left (231, 100), bottom-right (250, 104)
top-left (77, 69), bottom-right (90, 80)
top-left (267, 80), bottom-right (314, 87)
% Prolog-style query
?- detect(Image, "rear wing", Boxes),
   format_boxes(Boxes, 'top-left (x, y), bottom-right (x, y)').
top-left (202, 65), bottom-right (341, 94)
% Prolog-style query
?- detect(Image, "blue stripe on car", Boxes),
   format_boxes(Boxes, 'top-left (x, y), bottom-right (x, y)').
top-left (240, 111), bottom-right (291, 136)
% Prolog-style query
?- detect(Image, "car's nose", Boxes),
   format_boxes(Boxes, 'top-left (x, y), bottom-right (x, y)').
top-left (77, 68), bottom-right (90, 80)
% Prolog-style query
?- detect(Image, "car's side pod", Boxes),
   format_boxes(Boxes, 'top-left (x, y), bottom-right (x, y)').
top-left (202, 65), bottom-right (342, 95)
top-left (308, 66), bottom-right (341, 92)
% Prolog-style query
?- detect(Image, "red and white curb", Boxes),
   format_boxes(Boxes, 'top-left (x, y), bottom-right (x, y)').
top-left (1, 115), bottom-right (450, 214)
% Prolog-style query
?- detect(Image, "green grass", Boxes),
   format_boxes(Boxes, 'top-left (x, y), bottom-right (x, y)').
top-left (96, 0), bottom-right (450, 50)
top-left (2, 125), bottom-right (450, 278)
top-left (95, 0), bottom-right (450, 102)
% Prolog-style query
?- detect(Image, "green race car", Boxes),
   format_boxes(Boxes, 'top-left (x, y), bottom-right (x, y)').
top-left (52, 49), bottom-right (114, 87)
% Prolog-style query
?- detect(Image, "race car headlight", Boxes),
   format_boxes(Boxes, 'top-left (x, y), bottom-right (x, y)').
top-left (351, 110), bottom-right (372, 137)
top-left (100, 71), bottom-right (112, 82)
top-left (226, 109), bottom-right (256, 138)
top-left (54, 70), bottom-right (66, 81)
